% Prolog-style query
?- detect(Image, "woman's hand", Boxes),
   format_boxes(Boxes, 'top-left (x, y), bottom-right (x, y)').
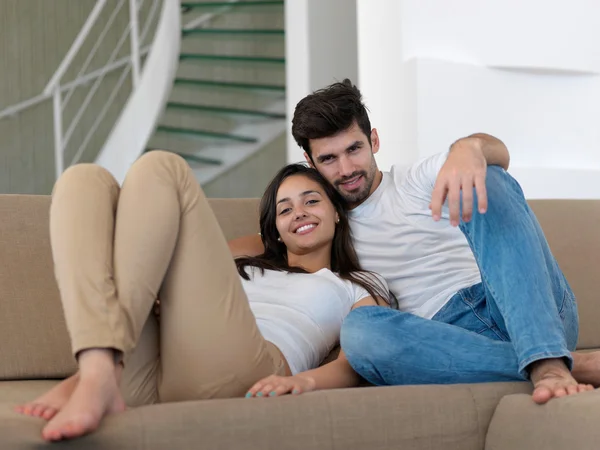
top-left (245, 374), bottom-right (316, 398)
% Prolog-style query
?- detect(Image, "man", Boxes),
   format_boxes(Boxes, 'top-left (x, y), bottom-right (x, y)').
top-left (230, 79), bottom-right (599, 404)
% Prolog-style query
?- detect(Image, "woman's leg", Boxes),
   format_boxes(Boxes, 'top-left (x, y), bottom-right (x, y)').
top-left (23, 163), bottom-right (130, 440)
top-left (111, 151), bottom-right (284, 402)
top-left (17, 165), bottom-right (160, 422)
top-left (40, 151), bottom-right (284, 440)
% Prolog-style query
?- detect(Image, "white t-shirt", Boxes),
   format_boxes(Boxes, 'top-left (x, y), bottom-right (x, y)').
top-left (240, 267), bottom-right (380, 374)
top-left (349, 151), bottom-right (482, 319)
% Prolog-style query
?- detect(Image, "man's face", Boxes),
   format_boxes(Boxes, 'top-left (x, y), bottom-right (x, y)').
top-left (305, 122), bottom-right (381, 209)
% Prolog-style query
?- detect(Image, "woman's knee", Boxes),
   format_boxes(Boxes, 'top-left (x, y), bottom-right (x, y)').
top-left (132, 150), bottom-right (188, 174)
top-left (53, 163), bottom-right (118, 195)
top-left (126, 151), bottom-right (195, 188)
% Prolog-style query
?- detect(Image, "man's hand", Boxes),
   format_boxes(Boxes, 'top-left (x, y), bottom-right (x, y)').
top-left (245, 374), bottom-right (316, 398)
top-left (430, 137), bottom-right (488, 227)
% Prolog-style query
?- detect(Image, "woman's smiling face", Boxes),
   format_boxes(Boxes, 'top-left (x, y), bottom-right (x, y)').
top-left (274, 174), bottom-right (339, 255)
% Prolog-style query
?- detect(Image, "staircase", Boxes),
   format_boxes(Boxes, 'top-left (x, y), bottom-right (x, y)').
top-left (147, 0), bottom-right (286, 189)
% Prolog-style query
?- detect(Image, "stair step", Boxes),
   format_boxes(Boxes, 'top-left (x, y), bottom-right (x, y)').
top-left (174, 78), bottom-right (285, 91)
top-left (145, 148), bottom-right (223, 166)
top-left (179, 53), bottom-right (285, 64)
top-left (180, 33), bottom-right (284, 59)
top-left (159, 107), bottom-right (236, 133)
top-left (177, 153), bottom-right (224, 166)
top-left (166, 102), bottom-right (285, 119)
top-left (156, 125), bottom-right (258, 143)
top-left (170, 83), bottom-right (284, 111)
top-left (181, 1), bottom-right (284, 8)
top-left (177, 59), bottom-right (285, 85)
top-left (182, 28), bottom-right (284, 36)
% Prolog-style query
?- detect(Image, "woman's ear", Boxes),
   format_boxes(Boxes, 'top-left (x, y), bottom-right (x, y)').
top-left (335, 214), bottom-right (340, 224)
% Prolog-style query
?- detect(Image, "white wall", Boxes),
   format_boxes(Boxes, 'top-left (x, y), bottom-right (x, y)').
top-left (285, 0), bottom-right (359, 164)
top-left (355, 0), bottom-right (600, 199)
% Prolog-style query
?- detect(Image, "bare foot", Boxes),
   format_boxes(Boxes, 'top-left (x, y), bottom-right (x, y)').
top-left (15, 373), bottom-right (79, 421)
top-left (530, 358), bottom-right (594, 405)
top-left (41, 350), bottom-right (126, 442)
top-left (572, 351), bottom-right (600, 387)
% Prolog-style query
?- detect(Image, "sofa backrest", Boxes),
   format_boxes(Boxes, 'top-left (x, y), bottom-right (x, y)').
top-left (0, 195), bottom-right (598, 380)
top-left (527, 200), bottom-right (600, 349)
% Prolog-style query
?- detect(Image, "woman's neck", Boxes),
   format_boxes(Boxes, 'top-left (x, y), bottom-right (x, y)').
top-left (287, 245), bottom-right (332, 273)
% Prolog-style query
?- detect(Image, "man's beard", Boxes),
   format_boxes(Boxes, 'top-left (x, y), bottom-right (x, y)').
top-left (335, 169), bottom-right (373, 205)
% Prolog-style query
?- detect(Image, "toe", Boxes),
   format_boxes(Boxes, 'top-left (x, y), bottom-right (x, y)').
top-left (554, 387), bottom-right (568, 398)
top-left (31, 404), bottom-right (46, 417)
top-left (42, 427), bottom-right (62, 442)
top-left (41, 407), bottom-right (58, 421)
top-left (532, 386), bottom-right (552, 404)
top-left (63, 422), bottom-right (90, 439)
top-left (566, 385), bottom-right (579, 396)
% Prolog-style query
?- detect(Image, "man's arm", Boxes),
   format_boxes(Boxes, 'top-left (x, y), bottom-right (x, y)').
top-left (457, 133), bottom-right (510, 170)
top-left (228, 234), bottom-right (265, 258)
top-left (430, 133), bottom-right (510, 226)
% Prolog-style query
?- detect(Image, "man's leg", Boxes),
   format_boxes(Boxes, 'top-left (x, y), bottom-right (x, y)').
top-left (341, 306), bottom-right (525, 386)
top-left (458, 166), bottom-right (589, 402)
top-left (341, 304), bottom-right (595, 403)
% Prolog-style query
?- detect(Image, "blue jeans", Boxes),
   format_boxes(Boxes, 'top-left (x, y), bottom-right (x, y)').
top-left (341, 166), bottom-right (579, 385)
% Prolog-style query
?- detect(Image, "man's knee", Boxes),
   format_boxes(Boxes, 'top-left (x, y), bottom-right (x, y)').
top-left (341, 306), bottom-right (391, 361)
top-left (485, 165), bottom-right (525, 202)
top-left (341, 308), bottom-right (370, 352)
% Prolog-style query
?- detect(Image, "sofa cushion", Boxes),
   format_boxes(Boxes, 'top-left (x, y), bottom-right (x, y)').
top-left (0, 195), bottom-right (76, 380)
top-left (485, 389), bottom-right (600, 450)
top-left (0, 380), bottom-right (59, 404)
top-left (0, 381), bottom-right (531, 450)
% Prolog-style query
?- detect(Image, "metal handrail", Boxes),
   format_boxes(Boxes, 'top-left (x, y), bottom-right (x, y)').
top-left (0, 0), bottom-right (235, 179)
top-left (61, 0), bottom-right (127, 111)
top-left (0, 48), bottom-right (150, 122)
top-left (43, 0), bottom-right (108, 96)
top-left (61, 0), bottom-right (145, 152)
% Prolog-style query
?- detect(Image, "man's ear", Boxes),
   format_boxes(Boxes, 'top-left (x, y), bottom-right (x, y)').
top-left (304, 152), bottom-right (315, 168)
top-left (371, 128), bottom-right (380, 155)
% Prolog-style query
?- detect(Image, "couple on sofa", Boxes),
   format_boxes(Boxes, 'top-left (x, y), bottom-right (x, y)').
top-left (16, 79), bottom-right (599, 442)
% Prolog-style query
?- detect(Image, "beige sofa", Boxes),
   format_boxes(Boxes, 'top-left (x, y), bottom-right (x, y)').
top-left (1, 194), bottom-right (599, 449)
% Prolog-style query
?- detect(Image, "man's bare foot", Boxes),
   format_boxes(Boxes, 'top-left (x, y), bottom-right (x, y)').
top-left (41, 349), bottom-right (126, 442)
top-left (530, 358), bottom-right (594, 405)
top-left (15, 373), bottom-right (79, 421)
top-left (572, 351), bottom-right (600, 387)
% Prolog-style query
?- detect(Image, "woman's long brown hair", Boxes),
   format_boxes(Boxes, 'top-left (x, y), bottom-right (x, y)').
top-left (235, 164), bottom-right (398, 308)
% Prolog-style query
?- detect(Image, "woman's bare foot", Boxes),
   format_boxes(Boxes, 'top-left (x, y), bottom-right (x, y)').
top-left (41, 349), bottom-right (126, 442)
top-left (572, 351), bottom-right (600, 387)
top-left (530, 358), bottom-right (594, 405)
top-left (15, 373), bottom-right (79, 421)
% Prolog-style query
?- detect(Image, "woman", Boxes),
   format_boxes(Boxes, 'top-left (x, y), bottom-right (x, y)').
top-left (16, 151), bottom-right (395, 442)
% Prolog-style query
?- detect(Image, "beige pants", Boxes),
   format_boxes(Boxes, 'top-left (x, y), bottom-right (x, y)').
top-left (50, 151), bottom-right (286, 406)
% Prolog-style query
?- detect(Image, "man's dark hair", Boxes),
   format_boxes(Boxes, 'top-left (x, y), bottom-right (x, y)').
top-left (291, 79), bottom-right (372, 161)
